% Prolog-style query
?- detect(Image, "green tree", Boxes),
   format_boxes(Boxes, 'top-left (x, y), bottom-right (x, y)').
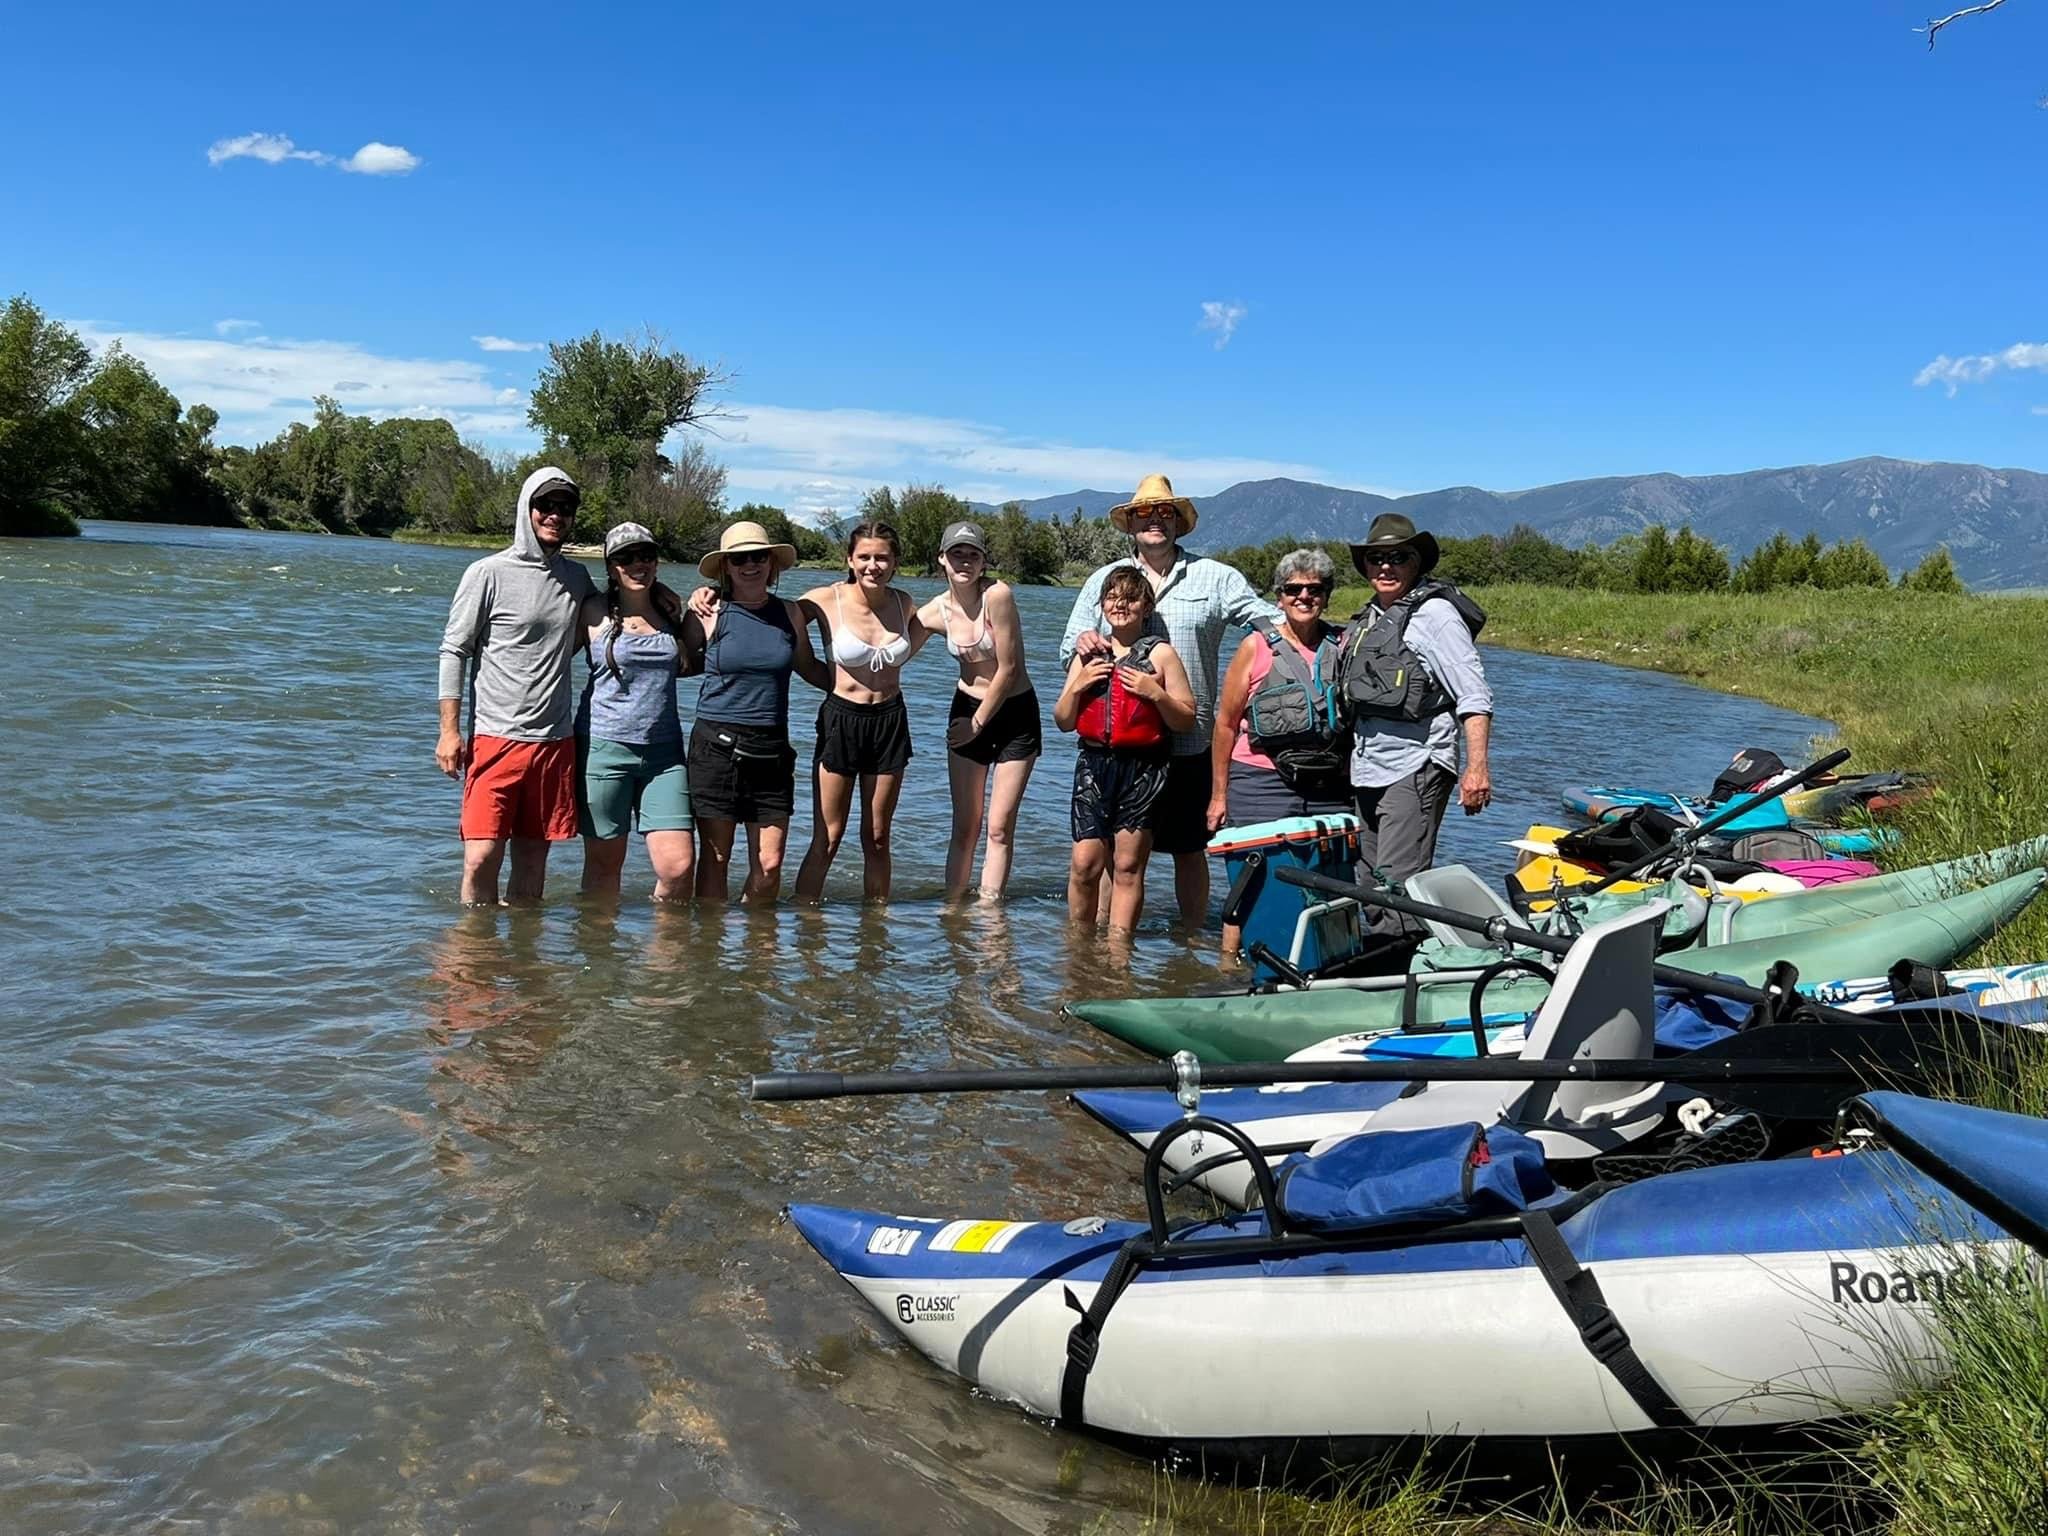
top-left (1665, 526), bottom-right (1731, 592)
top-left (1811, 537), bottom-right (1891, 590)
top-left (1734, 532), bottom-right (1791, 592)
top-left (526, 328), bottom-right (721, 506)
top-left (0, 294), bottom-right (94, 534)
top-left (1631, 523), bottom-right (1674, 593)
top-left (1900, 547), bottom-right (1966, 594)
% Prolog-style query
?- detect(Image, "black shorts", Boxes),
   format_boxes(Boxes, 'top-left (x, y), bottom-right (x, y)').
top-left (1147, 751), bottom-right (1214, 855)
top-left (1071, 745), bottom-right (1169, 843)
top-left (815, 693), bottom-right (912, 777)
top-left (687, 719), bottom-right (796, 824)
top-left (948, 687), bottom-right (1043, 766)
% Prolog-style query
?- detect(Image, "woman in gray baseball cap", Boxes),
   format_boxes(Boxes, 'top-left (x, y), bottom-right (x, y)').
top-left (915, 519), bottom-right (1042, 899)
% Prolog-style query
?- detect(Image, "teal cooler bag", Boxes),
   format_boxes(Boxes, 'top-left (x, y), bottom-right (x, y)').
top-left (1208, 814), bottom-right (1363, 980)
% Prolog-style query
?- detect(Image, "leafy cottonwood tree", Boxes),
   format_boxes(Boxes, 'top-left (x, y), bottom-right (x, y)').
top-left (526, 328), bottom-right (724, 508)
top-left (0, 295), bottom-right (94, 534)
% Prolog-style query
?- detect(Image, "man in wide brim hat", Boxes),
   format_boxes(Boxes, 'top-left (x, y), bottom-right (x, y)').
top-left (698, 520), bottom-right (799, 582)
top-left (1108, 473), bottom-right (1199, 536)
top-left (1348, 512), bottom-right (1440, 579)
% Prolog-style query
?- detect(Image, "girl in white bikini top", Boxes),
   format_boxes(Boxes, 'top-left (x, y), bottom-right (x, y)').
top-left (829, 584), bottom-right (913, 673)
top-left (938, 590), bottom-right (997, 661)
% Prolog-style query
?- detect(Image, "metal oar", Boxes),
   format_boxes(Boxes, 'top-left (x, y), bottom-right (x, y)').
top-left (748, 1017), bottom-right (1954, 1122)
top-left (1271, 863), bottom-right (1874, 1025)
top-left (1580, 747), bottom-right (1853, 895)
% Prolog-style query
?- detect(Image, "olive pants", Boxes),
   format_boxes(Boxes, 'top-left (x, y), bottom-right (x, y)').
top-left (1353, 763), bottom-right (1457, 933)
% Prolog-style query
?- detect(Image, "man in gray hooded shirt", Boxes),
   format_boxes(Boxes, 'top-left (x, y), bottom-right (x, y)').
top-left (437, 466), bottom-right (596, 903)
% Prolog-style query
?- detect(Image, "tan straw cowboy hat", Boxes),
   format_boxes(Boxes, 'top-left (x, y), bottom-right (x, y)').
top-left (699, 519), bottom-right (799, 581)
top-left (1108, 472), bottom-right (1199, 536)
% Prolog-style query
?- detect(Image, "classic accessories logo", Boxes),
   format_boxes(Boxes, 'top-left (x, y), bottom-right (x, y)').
top-left (895, 1293), bottom-right (959, 1325)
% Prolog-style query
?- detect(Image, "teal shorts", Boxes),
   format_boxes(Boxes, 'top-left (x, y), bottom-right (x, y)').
top-left (579, 736), bottom-right (694, 839)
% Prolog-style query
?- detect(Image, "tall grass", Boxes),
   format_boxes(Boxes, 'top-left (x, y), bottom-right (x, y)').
top-left (1131, 584), bottom-right (2048, 1536)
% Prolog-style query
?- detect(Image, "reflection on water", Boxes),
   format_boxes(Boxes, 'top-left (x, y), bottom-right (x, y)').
top-left (0, 522), bottom-right (1831, 1533)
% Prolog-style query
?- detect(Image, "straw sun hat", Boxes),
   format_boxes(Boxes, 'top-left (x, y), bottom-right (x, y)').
top-left (1108, 473), bottom-right (1199, 536)
top-left (698, 520), bottom-right (799, 581)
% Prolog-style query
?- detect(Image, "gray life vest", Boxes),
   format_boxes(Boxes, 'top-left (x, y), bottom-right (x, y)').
top-left (1335, 580), bottom-right (1487, 725)
top-left (1245, 620), bottom-right (1346, 758)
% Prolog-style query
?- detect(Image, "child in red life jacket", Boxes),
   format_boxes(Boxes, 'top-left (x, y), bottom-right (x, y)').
top-left (1052, 567), bottom-right (1199, 934)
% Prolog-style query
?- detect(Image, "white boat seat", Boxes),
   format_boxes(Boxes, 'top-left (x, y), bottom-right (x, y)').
top-left (1324, 900), bottom-right (1670, 1156)
top-left (1403, 863), bottom-right (1522, 947)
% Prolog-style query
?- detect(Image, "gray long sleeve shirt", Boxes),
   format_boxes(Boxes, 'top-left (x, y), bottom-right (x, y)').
top-left (436, 468), bottom-right (597, 742)
top-left (1349, 595), bottom-right (1494, 789)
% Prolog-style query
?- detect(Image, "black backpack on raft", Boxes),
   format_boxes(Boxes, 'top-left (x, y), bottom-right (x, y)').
top-left (1244, 619), bottom-right (1349, 796)
top-left (1334, 580), bottom-right (1487, 726)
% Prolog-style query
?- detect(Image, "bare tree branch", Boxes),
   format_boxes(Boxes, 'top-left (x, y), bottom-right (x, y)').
top-left (1916, 0), bottom-right (2011, 49)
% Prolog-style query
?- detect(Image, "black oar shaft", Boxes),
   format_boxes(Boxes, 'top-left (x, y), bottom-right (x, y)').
top-left (1583, 747), bottom-right (1853, 894)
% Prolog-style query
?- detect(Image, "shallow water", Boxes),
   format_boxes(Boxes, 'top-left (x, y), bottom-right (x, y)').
top-left (0, 523), bottom-right (1826, 1533)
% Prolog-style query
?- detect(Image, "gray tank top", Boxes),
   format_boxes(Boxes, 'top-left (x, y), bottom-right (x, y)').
top-left (697, 599), bottom-right (796, 727)
top-left (578, 626), bottom-right (682, 745)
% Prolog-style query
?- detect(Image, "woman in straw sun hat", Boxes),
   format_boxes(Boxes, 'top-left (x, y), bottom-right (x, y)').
top-left (1058, 472), bottom-right (1280, 929)
top-left (681, 519), bottom-right (831, 903)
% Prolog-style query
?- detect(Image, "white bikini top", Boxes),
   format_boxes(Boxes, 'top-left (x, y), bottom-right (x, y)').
top-left (940, 591), bottom-right (996, 662)
top-left (830, 586), bottom-right (913, 672)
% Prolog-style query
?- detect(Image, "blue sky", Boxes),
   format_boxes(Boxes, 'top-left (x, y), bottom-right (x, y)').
top-left (7, 1), bottom-right (2048, 519)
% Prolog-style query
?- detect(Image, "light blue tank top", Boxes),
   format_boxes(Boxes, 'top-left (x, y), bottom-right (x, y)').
top-left (578, 626), bottom-right (682, 746)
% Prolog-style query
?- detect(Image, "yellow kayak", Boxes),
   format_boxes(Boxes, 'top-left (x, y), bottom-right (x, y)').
top-left (1510, 824), bottom-right (1785, 903)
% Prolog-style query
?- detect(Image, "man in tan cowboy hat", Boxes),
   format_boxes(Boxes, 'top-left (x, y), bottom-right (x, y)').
top-left (1060, 472), bottom-right (1279, 928)
top-left (1342, 511), bottom-right (1494, 926)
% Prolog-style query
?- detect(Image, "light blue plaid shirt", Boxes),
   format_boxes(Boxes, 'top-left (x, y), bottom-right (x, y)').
top-left (1059, 552), bottom-right (1281, 757)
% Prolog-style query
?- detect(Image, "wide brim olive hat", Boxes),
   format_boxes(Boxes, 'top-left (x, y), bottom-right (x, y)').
top-left (1108, 472), bottom-right (1199, 536)
top-left (1350, 512), bottom-right (1440, 578)
top-left (698, 520), bottom-right (799, 581)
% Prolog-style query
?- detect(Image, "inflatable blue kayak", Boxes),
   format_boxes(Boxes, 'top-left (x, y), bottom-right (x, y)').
top-left (1559, 784), bottom-right (1895, 855)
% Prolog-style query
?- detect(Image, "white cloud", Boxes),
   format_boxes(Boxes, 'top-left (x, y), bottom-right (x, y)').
top-left (1197, 300), bottom-right (1248, 349)
top-left (1915, 342), bottom-right (2048, 396)
top-left (339, 142), bottom-right (421, 176)
top-left (473, 335), bottom-right (543, 353)
top-left (70, 323), bottom-right (522, 441)
top-left (214, 318), bottom-right (262, 336)
top-left (206, 131), bottom-right (420, 177)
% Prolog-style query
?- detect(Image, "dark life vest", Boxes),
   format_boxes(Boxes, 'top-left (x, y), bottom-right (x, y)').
top-left (1075, 635), bottom-right (1167, 751)
top-left (1709, 747), bottom-right (1788, 804)
top-left (1335, 580), bottom-right (1486, 725)
top-left (1245, 620), bottom-right (1349, 789)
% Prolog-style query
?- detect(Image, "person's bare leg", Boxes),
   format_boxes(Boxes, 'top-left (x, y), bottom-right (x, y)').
top-left (944, 754), bottom-right (990, 896)
top-left (1111, 829), bottom-right (1153, 932)
top-left (461, 838), bottom-right (507, 905)
top-left (695, 818), bottom-right (737, 903)
top-left (1172, 850), bottom-right (1210, 929)
top-left (743, 820), bottom-right (790, 904)
top-left (506, 839), bottom-right (551, 903)
top-left (979, 756), bottom-right (1036, 899)
top-left (647, 829), bottom-right (695, 902)
top-left (1068, 841), bottom-right (1109, 925)
top-left (795, 766), bottom-right (855, 899)
top-left (859, 771), bottom-right (904, 901)
top-left (581, 834), bottom-right (628, 896)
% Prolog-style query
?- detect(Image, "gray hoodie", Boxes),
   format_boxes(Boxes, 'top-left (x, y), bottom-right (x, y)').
top-left (437, 466), bottom-right (597, 742)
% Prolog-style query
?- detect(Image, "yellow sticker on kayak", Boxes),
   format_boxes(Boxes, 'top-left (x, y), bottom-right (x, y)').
top-left (931, 1220), bottom-right (1032, 1254)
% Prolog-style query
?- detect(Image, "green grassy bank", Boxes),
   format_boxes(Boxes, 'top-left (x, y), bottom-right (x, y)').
top-left (1119, 585), bottom-right (2048, 1536)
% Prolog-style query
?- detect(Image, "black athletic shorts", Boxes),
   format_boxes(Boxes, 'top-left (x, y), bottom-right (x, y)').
top-left (948, 687), bottom-right (1043, 766)
top-left (1071, 745), bottom-right (1169, 843)
top-left (1147, 751), bottom-right (1214, 855)
top-left (815, 693), bottom-right (913, 777)
top-left (687, 719), bottom-right (796, 824)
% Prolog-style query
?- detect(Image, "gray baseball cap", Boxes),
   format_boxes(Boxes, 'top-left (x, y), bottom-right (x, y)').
top-left (603, 521), bottom-right (659, 559)
top-left (939, 520), bottom-right (990, 557)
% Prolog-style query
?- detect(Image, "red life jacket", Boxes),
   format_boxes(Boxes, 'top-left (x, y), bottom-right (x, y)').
top-left (1075, 635), bottom-right (1167, 750)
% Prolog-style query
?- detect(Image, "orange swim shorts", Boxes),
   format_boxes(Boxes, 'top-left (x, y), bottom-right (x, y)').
top-left (459, 734), bottom-right (579, 842)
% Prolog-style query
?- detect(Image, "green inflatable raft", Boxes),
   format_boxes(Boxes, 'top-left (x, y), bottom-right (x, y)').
top-left (1066, 865), bottom-right (2047, 1063)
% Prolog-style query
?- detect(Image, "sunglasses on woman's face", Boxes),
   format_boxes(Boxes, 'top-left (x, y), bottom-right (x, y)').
top-left (1280, 583), bottom-right (1329, 599)
top-left (612, 546), bottom-right (658, 566)
top-left (728, 550), bottom-right (771, 567)
top-left (1364, 549), bottom-right (1417, 569)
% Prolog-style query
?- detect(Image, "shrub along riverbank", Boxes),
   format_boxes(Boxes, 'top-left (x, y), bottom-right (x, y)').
top-left (1136, 584), bottom-right (2048, 1536)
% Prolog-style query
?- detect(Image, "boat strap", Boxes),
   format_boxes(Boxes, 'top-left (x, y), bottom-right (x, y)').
top-left (1520, 1209), bottom-right (1692, 1431)
top-left (1057, 1236), bottom-right (1149, 1428)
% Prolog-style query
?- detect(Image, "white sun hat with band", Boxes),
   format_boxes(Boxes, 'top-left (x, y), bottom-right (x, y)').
top-left (699, 520), bottom-right (800, 581)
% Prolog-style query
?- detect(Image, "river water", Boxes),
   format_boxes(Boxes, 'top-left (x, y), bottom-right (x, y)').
top-left (0, 523), bottom-right (1826, 1534)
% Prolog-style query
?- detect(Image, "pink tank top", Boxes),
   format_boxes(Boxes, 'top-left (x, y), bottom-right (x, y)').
top-left (1229, 634), bottom-right (1323, 772)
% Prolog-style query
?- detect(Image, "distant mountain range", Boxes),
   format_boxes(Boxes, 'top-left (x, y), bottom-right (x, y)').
top-left (975, 456), bottom-right (2048, 589)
